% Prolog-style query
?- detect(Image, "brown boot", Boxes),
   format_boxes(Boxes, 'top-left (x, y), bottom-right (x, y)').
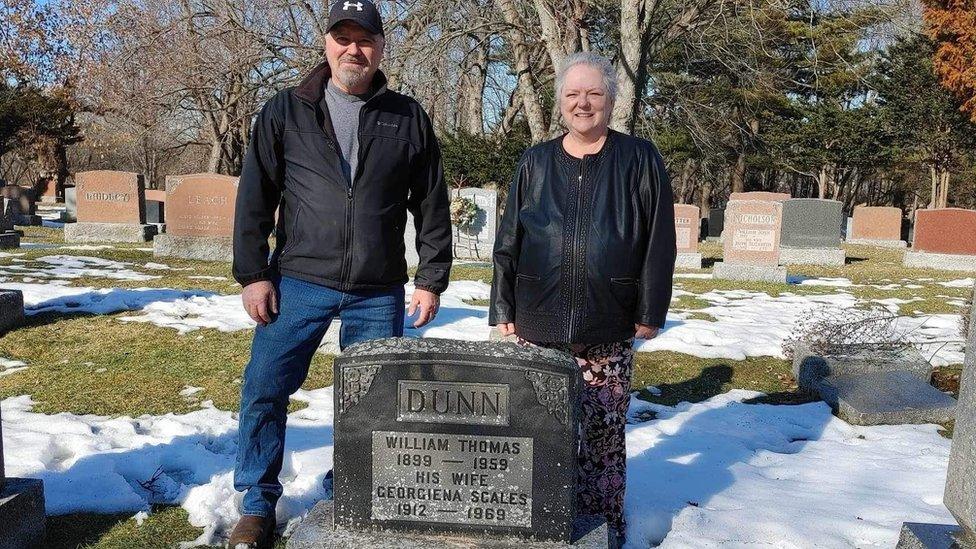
top-left (226, 514), bottom-right (275, 549)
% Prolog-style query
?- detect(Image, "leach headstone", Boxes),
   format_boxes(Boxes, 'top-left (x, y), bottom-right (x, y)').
top-left (713, 200), bottom-right (787, 283)
top-left (453, 188), bottom-right (497, 261)
top-left (288, 338), bottom-right (609, 549)
top-left (65, 171), bottom-right (158, 243)
top-left (904, 208), bottom-right (976, 272)
top-left (153, 173), bottom-right (237, 261)
top-left (848, 206), bottom-right (905, 247)
top-left (779, 199), bottom-right (846, 266)
top-left (674, 204), bottom-right (702, 269)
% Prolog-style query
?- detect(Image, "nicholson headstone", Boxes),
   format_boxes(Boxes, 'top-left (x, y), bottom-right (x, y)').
top-left (153, 173), bottom-right (237, 261)
top-left (904, 208), bottom-right (976, 272)
top-left (65, 171), bottom-right (158, 243)
top-left (897, 283), bottom-right (976, 547)
top-left (453, 188), bottom-right (497, 261)
top-left (713, 200), bottom-right (787, 283)
top-left (288, 338), bottom-right (609, 549)
top-left (847, 206), bottom-right (905, 247)
top-left (674, 204), bottom-right (702, 269)
top-left (779, 199), bottom-right (845, 266)
top-left (729, 191), bottom-right (790, 203)
top-left (0, 337), bottom-right (46, 548)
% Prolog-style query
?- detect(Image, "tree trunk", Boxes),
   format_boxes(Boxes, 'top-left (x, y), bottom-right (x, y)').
top-left (730, 153), bottom-right (746, 194)
top-left (459, 35), bottom-right (488, 135)
top-left (938, 168), bottom-right (950, 208)
top-left (611, 0), bottom-right (648, 133)
top-left (495, 0), bottom-right (548, 142)
top-left (929, 164), bottom-right (938, 208)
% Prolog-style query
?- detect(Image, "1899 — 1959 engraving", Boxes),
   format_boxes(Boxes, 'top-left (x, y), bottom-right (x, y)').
top-left (371, 431), bottom-right (533, 527)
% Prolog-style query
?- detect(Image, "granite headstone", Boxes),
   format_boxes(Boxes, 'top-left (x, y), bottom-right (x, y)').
top-left (707, 208), bottom-right (724, 240)
top-left (904, 208), bottom-right (976, 272)
top-left (713, 200), bottom-right (787, 282)
top-left (327, 338), bottom-right (584, 543)
top-left (153, 173), bottom-right (237, 260)
top-left (66, 170), bottom-right (157, 242)
top-left (779, 199), bottom-right (845, 266)
top-left (674, 204), bottom-right (702, 268)
top-left (849, 206), bottom-right (904, 246)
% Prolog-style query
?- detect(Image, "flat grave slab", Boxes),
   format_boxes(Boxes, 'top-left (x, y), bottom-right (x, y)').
top-left (816, 370), bottom-right (955, 426)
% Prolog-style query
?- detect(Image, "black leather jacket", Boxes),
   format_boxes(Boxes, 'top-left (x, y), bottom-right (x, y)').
top-left (489, 130), bottom-right (676, 343)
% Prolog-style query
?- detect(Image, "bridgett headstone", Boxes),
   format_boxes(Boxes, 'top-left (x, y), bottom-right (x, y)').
top-left (65, 171), bottom-right (158, 243)
top-left (287, 338), bottom-right (608, 548)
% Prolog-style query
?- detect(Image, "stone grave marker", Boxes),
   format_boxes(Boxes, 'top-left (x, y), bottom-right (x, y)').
top-left (288, 338), bottom-right (609, 549)
top-left (0, 197), bottom-right (20, 249)
top-left (713, 200), bottom-right (787, 283)
top-left (779, 199), bottom-right (846, 266)
top-left (674, 204), bottom-right (702, 269)
top-left (897, 284), bottom-right (975, 547)
top-left (64, 186), bottom-right (77, 223)
top-left (904, 208), bottom-right (976, 272)
top-left (729, 191), bottom-right (790, 202)
top-left (0, 289), bottom-right (45, 548)
top-left (847, 206), bottom-right (906, 247)
top-left (145, 189), bottom-right (166, 225)
top-left (153, 173), bottom-right (237, 260)
top-left (793, 343), bottom-right (954, 426)
top-left (65, 171), bottom-right (158, 243)
top-left (453, 188), bottom-right (497, 261)
top-left (706, 208), bottom-right (724, 241)
top-left (1, 186), bottom-right (41, 226)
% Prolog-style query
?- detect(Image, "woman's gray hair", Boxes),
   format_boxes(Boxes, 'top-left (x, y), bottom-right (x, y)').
top-left (555, 52), bottom-right (618, 103)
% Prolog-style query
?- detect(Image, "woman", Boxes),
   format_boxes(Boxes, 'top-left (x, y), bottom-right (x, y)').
top-left (489, 52), bottom-right (676, 546)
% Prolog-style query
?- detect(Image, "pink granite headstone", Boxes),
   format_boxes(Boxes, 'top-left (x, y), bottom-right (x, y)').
top-left (729, 191), bottom-right (790, 203)
top-left (75, 171), bottom-right (145, 224)
top-left (851, 206), bottom-right (902, 241)
top-left (723, 200), bottom-right (783, 265)
top-left (913, 208), bottom-right (976, 255)
top-left (674, 204), bottom-right (701, 254)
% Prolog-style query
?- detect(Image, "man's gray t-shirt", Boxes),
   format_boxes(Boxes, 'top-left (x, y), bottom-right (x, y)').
top-left (324, 80), bottom-right (370, 186)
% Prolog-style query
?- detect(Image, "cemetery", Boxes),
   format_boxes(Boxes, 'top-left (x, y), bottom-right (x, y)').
top-left (2, 0), bottom-right (976, 547)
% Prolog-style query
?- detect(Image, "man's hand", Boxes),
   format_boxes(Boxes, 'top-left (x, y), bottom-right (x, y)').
top-left (408, 288), bottom-right (440, 328)
top-left (635, 323), bottom-right (659, 340)
top-left (242, 280), bottom-right (278, 326)
top-left (497, 323), bottom-right (516, 337)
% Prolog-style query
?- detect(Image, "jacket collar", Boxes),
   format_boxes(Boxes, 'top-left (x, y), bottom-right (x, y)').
top-left (293, 61), bottom-right (389, 105)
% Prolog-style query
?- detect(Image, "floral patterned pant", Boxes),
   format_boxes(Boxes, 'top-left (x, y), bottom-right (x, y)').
top-left (519, 337), bottom-right (635, 535)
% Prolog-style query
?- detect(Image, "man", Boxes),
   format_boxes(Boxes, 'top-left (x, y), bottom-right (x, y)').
top-left (228, 1), bottom-right (452, 546)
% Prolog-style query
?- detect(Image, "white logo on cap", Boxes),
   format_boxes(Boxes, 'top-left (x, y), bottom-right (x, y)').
top-left (343, 1), bottom-right (363, 10)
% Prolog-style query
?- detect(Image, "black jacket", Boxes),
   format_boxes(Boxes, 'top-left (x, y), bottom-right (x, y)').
top-left (233, 62), bottom-right (452, 293)
top-left (489, 130), bottom-right (676, 343)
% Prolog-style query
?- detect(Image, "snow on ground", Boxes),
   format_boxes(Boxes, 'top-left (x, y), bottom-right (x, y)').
top-left (940, 278), bottom-right (975, 288)
top-left (624, 391), bottom-right (952, 548)
top-left (0, 255), bottom-right (160, 281)
top-left (1, 389), bottom-right (952, 548)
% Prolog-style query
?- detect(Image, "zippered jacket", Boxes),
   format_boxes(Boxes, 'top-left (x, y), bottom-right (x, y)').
top-left (232, 62), bottom-right (452, 293)
top-left (489, 130), bottom-right (676, 343)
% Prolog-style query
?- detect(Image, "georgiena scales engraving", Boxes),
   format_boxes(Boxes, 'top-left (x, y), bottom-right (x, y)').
top-left (371, 431), bottom-right (534, 527)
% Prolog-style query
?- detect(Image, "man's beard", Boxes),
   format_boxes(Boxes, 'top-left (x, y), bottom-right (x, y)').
top-left (335, 58), bottom-right (370, 89)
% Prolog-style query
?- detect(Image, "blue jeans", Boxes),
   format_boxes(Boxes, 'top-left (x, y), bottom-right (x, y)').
top-left (234, 275), bottom-right (405, 517)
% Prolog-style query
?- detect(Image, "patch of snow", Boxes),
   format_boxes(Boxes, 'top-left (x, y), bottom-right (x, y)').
top-left (0, 255), bottom-right (160, 281)
top-left (674, 273), bottom-right (712, 279)
top-left (179, 386), bottom-right (204, 398)
top-left (188, 276), bottom-right (228, 281)
top-left (940, 278), bottom-right (975, 288)
top-left (794, 277), bottom-right (853, 287)
top-left (62, 245), bottom-right (114, 251)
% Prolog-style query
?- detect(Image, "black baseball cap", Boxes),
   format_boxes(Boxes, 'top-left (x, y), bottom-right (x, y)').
top-left (326, 0), bottom-right (384, 36)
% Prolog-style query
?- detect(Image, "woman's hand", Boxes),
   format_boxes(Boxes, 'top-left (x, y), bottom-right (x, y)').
top-left (634, 323), bottom-right (659, 340)
top-left (498, 323), bottom-right (516, 337)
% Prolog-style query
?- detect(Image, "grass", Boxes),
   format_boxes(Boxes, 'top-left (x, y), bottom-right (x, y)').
top-left (2, 226), bottom-right (971, 547)
top-left (0, 312), bottom-right (333, 416)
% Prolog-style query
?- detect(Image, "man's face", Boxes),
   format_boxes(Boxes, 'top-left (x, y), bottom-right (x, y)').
top-left (325, 22), bottom-right (384, 92)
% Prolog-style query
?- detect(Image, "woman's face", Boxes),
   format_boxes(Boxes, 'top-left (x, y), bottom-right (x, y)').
top-left (560, 65), bottom-right (611, 137)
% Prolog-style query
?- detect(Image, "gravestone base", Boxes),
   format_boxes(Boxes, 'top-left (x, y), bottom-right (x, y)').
top-left (705, 236), bottom-right (721, 243)
top-left (712, 262), bottom-right (787, 283)
top-left (817, 370), bottom-right (956, 426)
top-left (153, 234), bottom-right (232, 261)
top-left (0, 289), bottom-right (25, 333)
top-left (904, 251), bottom-right (976, 273)
top-left (675, 253), bottom-right (702, 269)
top-left (287, 501), bottom-right (609, 549)
top-left (778, 247), bottom-right (845, 266)
top-left (13, 215), bottom-right (42, 226)
top-left (845, 238), bottom-right (907, 248)
top-left (64, 222), bottom-right (158, 243)
top-left (0, 232), bottom-right (20, 249)
top-left (895, 522), bottom-right (974, 549)
top-left (0, 478), bottom-right (46, 549)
